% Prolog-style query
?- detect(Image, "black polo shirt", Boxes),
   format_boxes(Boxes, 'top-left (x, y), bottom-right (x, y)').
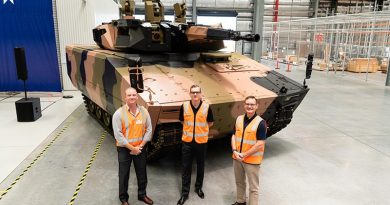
top-left (179, 101), bottom-right (214, 122)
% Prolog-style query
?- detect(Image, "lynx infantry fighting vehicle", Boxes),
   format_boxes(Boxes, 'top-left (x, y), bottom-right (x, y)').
top-left (66, 0), bottom-right (310, 159)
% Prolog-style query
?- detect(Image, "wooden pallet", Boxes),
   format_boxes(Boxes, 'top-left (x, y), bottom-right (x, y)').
top-left (347, 58), bottom-right (379, 73)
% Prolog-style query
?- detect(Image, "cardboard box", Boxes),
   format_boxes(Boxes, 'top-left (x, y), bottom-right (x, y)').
top-left (285, 55), bottom-right (298, 63)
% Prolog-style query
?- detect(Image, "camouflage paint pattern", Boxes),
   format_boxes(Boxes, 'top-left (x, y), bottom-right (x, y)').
top-left (100, 24), bottom-right (117, 51)
top-left (66, 45), bottom-right (279, 137)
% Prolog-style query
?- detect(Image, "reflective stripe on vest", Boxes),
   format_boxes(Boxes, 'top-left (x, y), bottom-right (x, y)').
top-left (182, 131), bottom-right (209, 138)
top-left (184, 121), bottom-right (208, 127)
top-left (119, 105), bottom-right (147, 146)
top-left (233, 115), bottom-right (265, 164)
top-left (182, 101), bottom-right (209, 144)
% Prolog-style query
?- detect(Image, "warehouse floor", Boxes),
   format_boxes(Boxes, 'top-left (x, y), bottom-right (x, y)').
top-left (1, 66), bottom-right (390, 205)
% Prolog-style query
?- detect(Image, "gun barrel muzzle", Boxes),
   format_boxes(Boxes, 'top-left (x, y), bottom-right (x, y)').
top-left (240, 34), bottom-right (260, 42)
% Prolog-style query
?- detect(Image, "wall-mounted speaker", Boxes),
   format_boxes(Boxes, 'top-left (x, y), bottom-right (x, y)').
top-left (14, 47), bottom-right (28, 81)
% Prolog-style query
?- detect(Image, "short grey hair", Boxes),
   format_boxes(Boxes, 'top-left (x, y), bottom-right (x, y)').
top-left (125, 87), bottom-right (137, 94)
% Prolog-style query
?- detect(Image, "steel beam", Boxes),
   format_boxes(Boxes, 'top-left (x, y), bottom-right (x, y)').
top-left (314, 0), bottom-right (319, 17)
top-left (386, 58), bottom-right (390, 86)
top-left (252, 0), bottom-right (264, 62)
top-left (192, 0), bottom-right (197, 23)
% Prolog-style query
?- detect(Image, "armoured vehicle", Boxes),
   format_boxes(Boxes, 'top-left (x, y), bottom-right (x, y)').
top-left (66, 0), bottom-right (310, 159)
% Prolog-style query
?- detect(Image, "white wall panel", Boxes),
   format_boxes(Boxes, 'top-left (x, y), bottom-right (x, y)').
top-left (55, 0), bottom-right (119, 91)
top-left (93, 1), bottom-right (120, 25)
top-left (56, 0), bottom-right (95, 90)
top-left (233, 0), bottom-right (253, 8)
top-left (197, 0), bottom-right (216, 7)
top-left (236, 20), bottom-right (252, 31)
top-left (215, 0), bottom-right (234, 8)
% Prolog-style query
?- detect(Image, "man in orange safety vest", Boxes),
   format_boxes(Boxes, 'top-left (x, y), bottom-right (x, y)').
top-left (112, 87), bottom-right (154, 205)
top-left (177, 85), bottom-right (214, 205)
top-left (231, 96), bottom-right (267, 205)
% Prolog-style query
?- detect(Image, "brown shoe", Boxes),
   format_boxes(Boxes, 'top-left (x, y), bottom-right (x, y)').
top-left (121, 201), bottom-right (129, 205)
top-left (231, 202), bottom-right (246, 205)
top-left (138, 195), bottom-right (153, 205)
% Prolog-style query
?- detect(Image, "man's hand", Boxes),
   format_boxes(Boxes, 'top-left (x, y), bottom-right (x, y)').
top-left (130, 146), bottom-right (142, 155)
top-left (233, 151), bottom-right (244, 162)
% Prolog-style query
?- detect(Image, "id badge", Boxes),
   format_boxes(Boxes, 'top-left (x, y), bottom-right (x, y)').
top-left (136, 119), bottom-right (143, 124)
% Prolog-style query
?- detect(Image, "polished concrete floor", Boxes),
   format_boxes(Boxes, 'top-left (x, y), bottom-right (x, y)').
top-left (1, 66), bottom-right (390, 205)
top-left (0, 91), bottom-right (82, 183)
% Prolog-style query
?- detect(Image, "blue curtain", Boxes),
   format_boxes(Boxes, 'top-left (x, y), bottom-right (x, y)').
top-left (0, 0), bottom-right (61, 91)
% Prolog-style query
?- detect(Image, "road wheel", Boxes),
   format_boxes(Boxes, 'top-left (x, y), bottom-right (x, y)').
top-left (88, 100), bottom-right (96, 114)
top-left (102, 111), bottom-right (112, 129)
top-left (95, 106), bottom-right (102, 120)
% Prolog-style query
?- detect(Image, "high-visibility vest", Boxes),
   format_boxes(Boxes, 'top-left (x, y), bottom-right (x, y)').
top-left (182, 101), bottom-right (210, 144)
top-left (233, 115), bottom-right (265, 165)
top-left (118, 105), bottom-right (147, 146)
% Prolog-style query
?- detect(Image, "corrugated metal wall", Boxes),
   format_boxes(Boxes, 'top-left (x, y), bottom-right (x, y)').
top-left (55, 0), bottom-right (96, 90)
top-left (52, 0), bottom-right (62, 90)
top-left (54, 0), bottom-right (119, 91)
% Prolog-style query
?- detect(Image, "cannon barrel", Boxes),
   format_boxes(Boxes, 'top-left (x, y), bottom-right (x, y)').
top-left (206, 28), bottom-right (260, 42)
top-left (236, 34), bottom-right (260, 42)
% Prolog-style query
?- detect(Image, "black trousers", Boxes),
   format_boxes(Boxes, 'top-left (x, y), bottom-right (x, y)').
top-left (117, 146), bottom-right (147, 202)
top-left (181, 141), bottom-right (207, 196)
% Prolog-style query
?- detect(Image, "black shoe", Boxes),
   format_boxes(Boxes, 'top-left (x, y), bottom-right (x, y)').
top-left (194, 188), bottom-right (204, 199)
top-left (177, 195), bottom-right (188, 205)
top-left (231, 202), bottom-right (246, 205)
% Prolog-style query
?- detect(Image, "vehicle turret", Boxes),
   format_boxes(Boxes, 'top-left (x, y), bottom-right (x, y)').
top-left (93, 1), bottom-right (259, 53)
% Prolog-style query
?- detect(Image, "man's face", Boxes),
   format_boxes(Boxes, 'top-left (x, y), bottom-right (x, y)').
top-left (125, 88), bottom-right (138, 105)
top-left (244, 98), bottom-right (258, 115)
top-left (189, 87), bottom-right (201, 102)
